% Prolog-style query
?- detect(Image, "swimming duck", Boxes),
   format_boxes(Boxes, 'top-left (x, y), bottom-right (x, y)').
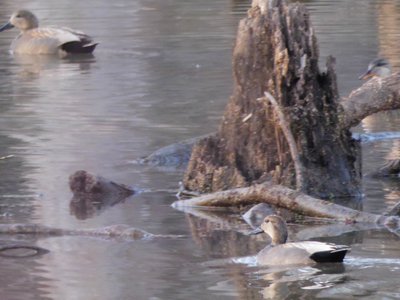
top-left (359, 58), bottom-right (391, 80)
top-left (0, 10), bottom-right (98, 56)
top-left (250, 215), bottom-right (350, 265)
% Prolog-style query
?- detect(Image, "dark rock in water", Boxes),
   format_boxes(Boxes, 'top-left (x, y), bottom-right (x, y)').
top-left (139, 134), bottom-right (212, 168)
top-left (69, 170), bottom-right (135, 220)
top-left (141, 142), bottom-right (192, 167)
top-left (242, 203), bottom-right (276, 228)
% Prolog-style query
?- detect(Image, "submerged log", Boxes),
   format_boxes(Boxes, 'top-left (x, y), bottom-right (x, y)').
top-left (0, 223), bottom-right (185, 240)
top-left (183, 0), bottom-right (361, 198)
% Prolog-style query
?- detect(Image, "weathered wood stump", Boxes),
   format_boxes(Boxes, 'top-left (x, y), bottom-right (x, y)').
top-left (69, 170), bottom-right (135, 219)
top-left (183, 0), bottom-right (361, 198)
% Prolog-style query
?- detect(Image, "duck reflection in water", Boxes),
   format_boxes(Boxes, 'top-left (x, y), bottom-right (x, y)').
top-left (0, 10), bottom-right (98, 57)
top-left (250, 215), bottom-right (351, 266)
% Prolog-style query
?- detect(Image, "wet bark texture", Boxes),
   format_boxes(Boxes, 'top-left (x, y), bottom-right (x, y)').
top-left (184, 0), bottom-right (361, 198)
top-left (341, 74), bottom-right (400, 128)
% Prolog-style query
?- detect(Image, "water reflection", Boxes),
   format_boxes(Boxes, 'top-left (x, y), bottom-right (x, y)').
top-left (376, 0), bottom-right (400, 69)
top-left (0, 237), bottom-right (54, 300)
top-left (230, 0), bottom-right (251, 13)
top-left (257, 264), bottom-right (347, 299)
top-left (12, 54), bottom-right (96, 77)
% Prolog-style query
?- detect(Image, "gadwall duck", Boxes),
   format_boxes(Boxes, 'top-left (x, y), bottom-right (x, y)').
top-left (0, 10), bottom-right (98, 56)
top-left (359, 58), bottom-right (391, 80)
top-left (250, 215), bottom-right (350, 265)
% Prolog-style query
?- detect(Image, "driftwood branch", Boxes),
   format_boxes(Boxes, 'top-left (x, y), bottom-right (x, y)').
top-left (262, 92), bottom-right (305, 191)
top-left (340, 73), bottom-right (400, 129)
top-left (173, 182), bottom-right (400, 226)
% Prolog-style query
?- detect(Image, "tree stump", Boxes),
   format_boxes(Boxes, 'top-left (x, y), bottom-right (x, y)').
top-left (183, 0), bottom-right (361, 198)
top-left (69, 170), bottom-right (135, 219)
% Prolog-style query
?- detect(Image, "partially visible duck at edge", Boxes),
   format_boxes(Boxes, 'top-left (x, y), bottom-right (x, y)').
top-left (359, 58), bottom-right (391, 80)
top-left (0, 10), bottom-right (98, 56)
top-left (250, 215), bottom-right (351, 266)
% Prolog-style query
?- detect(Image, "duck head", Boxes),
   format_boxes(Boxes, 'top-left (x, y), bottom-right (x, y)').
top-left (359, 58), bottom-right (391, 80)
top-left (249, 215), bottom-right (288, 245)
top-left (0, 10), bottom-right (39, 33)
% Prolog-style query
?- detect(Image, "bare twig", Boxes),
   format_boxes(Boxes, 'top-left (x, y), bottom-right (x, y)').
top-left (262, 92), bottom-right (305, 191)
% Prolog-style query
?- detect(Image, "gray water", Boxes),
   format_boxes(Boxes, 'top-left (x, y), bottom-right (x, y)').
top-left (0, 0), bottom-right (400, 299)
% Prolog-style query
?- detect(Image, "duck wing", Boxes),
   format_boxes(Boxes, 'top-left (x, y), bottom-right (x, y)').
top-left (13, 27), bottom-right (80, 54)
top-left (13, 27), bottom-right (97, 54)
top-left (256, 241), bottom-right (350, 265)
top-left (289, 241), bottom-right (351, 263)
top-left (57, 27), bottom-right (98, 53)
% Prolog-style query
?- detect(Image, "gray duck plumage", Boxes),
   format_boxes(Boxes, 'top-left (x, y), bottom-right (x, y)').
top-left (0, 10), bottom-right (98, 56)
top-left (250, 215), bottom-right (351, 266)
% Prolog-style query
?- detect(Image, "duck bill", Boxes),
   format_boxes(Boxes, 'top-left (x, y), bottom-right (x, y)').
top-left (0, 22), bottom-right (14, 32)
top-left (248, 227), bottom-right (264, 235)
top-left (358, 70), bottom-right (373, 80)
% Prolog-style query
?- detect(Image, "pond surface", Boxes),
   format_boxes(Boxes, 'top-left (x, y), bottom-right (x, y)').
top-left (0, 0), bottom-right (399, 299)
